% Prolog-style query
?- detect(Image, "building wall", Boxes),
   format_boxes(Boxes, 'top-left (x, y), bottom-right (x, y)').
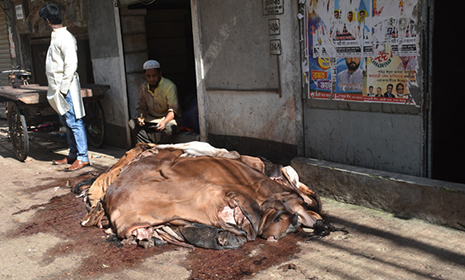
top-left (87, 0), bottom-right (131, 148)
top-left (0, 8), bottom-right (14, 86)
top-left (193, 0), bottom-right (303, 164)
top-left (3, 0), bottom-right (131, 148)
top-left (5, 0), bottom-right (432, 177)
top-left (303, 101), bottom-right (423, 176)
top-left (301, 0), bottom-right (426, 177)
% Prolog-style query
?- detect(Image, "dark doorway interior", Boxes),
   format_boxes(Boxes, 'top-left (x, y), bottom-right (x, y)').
top-left (431, 3), bottom-right (465, 184)
top-left (130, 0), bottom-right (196, 114)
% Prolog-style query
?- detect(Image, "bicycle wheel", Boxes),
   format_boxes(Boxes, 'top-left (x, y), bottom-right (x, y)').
top-left (84, 100), bottom-right (105, 148)
top-left (7, 102), bottom-right (29, 161)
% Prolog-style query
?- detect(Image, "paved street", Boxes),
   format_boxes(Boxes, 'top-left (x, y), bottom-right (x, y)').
top-left (0, 118), bottom-right (464, 280)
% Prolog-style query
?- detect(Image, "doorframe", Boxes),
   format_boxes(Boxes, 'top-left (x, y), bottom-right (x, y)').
top-left (190, 0), bottom-right (207, 142)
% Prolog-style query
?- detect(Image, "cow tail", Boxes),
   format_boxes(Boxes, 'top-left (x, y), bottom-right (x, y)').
top-left (73, 177), bottom-right (98, 194)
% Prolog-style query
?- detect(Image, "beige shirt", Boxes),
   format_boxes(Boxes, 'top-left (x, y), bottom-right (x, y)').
top-left (137, 77), bottom-right (180, 119)
top-left (45, 27), bottom-right (85, 119)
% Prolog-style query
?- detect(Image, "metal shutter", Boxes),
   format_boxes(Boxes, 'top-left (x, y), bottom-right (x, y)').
top-left (0, 8), bottom-right (13, 86)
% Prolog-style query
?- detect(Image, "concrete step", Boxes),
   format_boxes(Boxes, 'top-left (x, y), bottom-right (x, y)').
top-left (291, 157), bottom-right (465, 231)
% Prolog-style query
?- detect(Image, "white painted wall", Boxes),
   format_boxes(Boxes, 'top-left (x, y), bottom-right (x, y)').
top-left (87, 0), bottom-right (131, 148)
top-left (192, 0), bottom-right (303, 150)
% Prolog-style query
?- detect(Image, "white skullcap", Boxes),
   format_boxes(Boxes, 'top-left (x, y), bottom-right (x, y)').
top-left (143, 60), bottom-right (161, 70)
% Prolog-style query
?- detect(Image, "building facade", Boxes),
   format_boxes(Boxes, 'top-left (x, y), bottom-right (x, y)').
top-left (3, 0), bottom-right (463, 184)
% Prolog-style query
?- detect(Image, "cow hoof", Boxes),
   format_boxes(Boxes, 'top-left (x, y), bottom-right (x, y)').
top-left (121, 237), bottom-right (137, 246)
top-left (153, 237), bottom-right (164, 247)
top-left (136, 237), bottom-right (164, 248)
top-left (313, 219), bottom-right (333, 236)
top-left (138, 239), bottom-right (154, 249)
top-left (179, 223), bottom-right (246, 250)
top-left (217, 231), bottom-right (247, 249)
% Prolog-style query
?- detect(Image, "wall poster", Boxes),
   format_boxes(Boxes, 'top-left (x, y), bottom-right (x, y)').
top-left (305, 0), bottom-right (419, 104)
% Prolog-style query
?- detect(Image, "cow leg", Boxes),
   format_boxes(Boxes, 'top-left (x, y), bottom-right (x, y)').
top-left (156, 230), bottom-right (194, 249)
top-left (217, 231), bottom-right (247, 249)
top-left (73, 176), bottom-right (98, 194)
top-left (138, 237), bottom-right (164, 249)
top-left (179, 223), bottom-right (247, 250)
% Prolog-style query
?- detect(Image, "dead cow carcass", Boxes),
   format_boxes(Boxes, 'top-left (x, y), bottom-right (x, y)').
top-left (78, 142), bottom-right (332, 249)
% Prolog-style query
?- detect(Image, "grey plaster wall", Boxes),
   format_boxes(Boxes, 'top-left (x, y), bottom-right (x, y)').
top-left (303, 101), bottom-right (423, 176)
top-left (301, 1), bottom-right (427, 177)
top-left (87, 0), bottom-right (130, 148)
top-left (195, 0), bottom-right (303, 148)
top-left (199, 1), bottom-right (279, 91)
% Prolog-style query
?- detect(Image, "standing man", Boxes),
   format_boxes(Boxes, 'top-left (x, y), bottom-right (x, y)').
top-left (40, 4), bottom-right (89, 171)
top-left (128, 60), bottom-right (180, 144)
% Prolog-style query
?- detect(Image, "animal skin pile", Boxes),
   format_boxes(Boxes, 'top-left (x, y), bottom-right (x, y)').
top-left (75, 141), bottom-right (333, 249)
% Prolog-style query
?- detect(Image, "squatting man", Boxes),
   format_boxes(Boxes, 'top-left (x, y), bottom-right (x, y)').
top-left (128, 60), bottom-right (181, 145)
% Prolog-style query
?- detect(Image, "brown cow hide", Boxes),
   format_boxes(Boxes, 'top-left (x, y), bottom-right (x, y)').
top-left (79, 143), bottom-right (330, 249)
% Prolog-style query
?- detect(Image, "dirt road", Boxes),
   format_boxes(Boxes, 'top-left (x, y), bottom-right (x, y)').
top-left (0, 119), bottom-right (464, 280)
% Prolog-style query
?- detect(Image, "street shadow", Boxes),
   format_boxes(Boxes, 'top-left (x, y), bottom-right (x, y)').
top-left (315, 214), bottom-right (465, 279)
top-left (0, 118), bottom-right (126, 164)
top-left (0, 129), bottom-right (69, 162)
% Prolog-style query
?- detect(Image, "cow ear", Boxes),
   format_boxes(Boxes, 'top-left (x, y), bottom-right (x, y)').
top-left (298, 209), bottom-right (323, 228)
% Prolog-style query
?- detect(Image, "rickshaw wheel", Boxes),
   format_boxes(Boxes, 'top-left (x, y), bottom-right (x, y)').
top-left (84, 100), bottom-right (105, 148)
top-left (7, 102), bottom-right (29, 161)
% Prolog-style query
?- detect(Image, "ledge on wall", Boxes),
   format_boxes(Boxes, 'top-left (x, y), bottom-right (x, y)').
top-left (291, 157), bottom-right (465, 231)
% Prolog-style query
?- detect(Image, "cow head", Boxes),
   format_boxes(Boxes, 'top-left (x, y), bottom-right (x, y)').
top-left (258, 194), bottom-right (301, 241)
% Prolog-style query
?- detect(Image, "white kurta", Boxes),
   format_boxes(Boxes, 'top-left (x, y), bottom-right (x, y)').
top-left (45, 27), bottom-right (85, 119)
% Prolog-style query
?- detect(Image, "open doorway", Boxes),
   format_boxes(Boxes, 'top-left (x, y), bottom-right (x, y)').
top-left (431, 2), bottom-right (465, 184)
top-left (128, 0), bottom-right (197, 119)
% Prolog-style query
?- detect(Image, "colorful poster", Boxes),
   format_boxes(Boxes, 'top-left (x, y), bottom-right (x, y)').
top-left (366, 50), bottom-right (417, 104)
top-left (371, 0), bottom-right (419, 57)
top-left (306, 0), bottom-right (419, 104)
top-left (335, 56), bottom-right (366, 96)
top-left (308, 56), bottom-right (332, 99)
top-left (307, 0), bottom-right (372, 58)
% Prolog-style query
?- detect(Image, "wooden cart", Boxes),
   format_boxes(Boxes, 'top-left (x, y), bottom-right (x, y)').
top-left (0, 84), bottom-right (109, 161)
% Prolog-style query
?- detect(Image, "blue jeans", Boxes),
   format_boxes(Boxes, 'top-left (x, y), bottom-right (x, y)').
top-left (59, 92), bottom-right (89, 162)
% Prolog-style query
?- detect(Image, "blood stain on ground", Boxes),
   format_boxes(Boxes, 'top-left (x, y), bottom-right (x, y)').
top-left (184, 236), bottom-right (300, 280)
top-left (7, 181), bottom-right (309, 279)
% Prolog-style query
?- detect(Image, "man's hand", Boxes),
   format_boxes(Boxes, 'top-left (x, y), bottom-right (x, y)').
top-left (138, 115), bottom-right (145, 126)
top-left (155, 111), bottom-right (174, 131)
top-left (155, 122), bottom-right (165, 131)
